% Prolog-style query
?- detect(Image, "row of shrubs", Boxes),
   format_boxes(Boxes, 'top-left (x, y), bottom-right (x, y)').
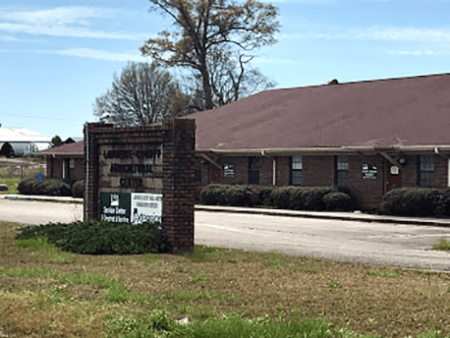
top-left (17, 177), bottom-right (450, 217)
top-left (201, 184), bottom-right (450, 217)
top-left (380, 187), bottom-right (450, 217)
top-left (17, 176), bottom-right (85, 198)
top-left (200, 184), bottom-right (355, 211)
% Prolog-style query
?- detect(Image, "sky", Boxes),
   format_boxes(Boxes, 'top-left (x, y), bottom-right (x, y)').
top-left (1, 0), bottom-right (450, 140)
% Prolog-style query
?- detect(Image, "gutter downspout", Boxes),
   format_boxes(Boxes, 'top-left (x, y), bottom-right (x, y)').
top-left (261, 150), bottom-right (276, 186)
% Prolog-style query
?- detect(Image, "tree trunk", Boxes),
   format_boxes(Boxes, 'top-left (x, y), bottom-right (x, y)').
top-left (201, 68), bottom-right (214, 110)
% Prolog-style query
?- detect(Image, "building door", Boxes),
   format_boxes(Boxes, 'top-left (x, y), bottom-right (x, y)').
top-left (211, 165), bottom-right (221, 184)
top-left (385, 162), bottom-right (402, 192)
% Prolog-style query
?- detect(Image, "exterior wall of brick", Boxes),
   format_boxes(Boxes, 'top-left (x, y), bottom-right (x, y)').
top-left (221, 157), bottom-right (249, 185)
top-left (302, 156), bottom-right (334, 187)
top-left (45, 156), bottom-right (84, 183)
top-left (73, 158), bottom-right (85, 182)
top-left (275, 156), bottom-right (290, 186)
top-left (401, 155), bottom-right (417, 188)
top-left (260, 157), bottom-right (274, 186)
top-left (194, 158), bottom-right (210, 199)
top-left (84, 119), bottom-right (195, 254)
top-left (196, 153), bottom-right (395, 210)
top-left (401, 154), bottom-right (449, 189)
top-left (435, 156), bottom-right (448, 189)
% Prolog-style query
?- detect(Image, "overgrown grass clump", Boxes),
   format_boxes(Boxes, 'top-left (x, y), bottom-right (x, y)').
top-left (200, 184), bottom-right (355, 211)
top-left (105, 310), bottom-right (341, 338)
top-left (16, 220), bottom-right (171, 255)
top-left (432, 237), bottom-right (450, 251)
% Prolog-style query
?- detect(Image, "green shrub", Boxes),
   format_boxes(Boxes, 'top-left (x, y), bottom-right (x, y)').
top-left (199, 184), bottom-right (219, 205)
top-left (199, 184), bottom-right (254, 207)
top-left (301, 187), bottom-right (333, 211)
top-left (439, 188), bottom-right (450, 216)
top-left (323, 192), bottom-right (352, 211)
top-left (16, 220), bottom-right (171, 255)
top-left (380, 188), bottom-right (439, 216)
top-left (226, 185), bottom-right (248, 206)
top-left (199, 184), bottom-right (355, 212)
top-left (71, 180), bottom-right (85, 198)
top-left (18, 176), bottom-right (71, 196)
top-left (17, 177), bottom-right (34, 194)
top-left (271, 186), bottom-right (295, 209)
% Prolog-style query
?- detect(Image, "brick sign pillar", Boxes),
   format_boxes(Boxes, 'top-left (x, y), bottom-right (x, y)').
top-left (83, 118), bottom-right (196, 254)
top-left (161, 119), bottom-right (196, 254)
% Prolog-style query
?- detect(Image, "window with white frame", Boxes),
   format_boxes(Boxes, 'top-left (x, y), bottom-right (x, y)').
top-left (418, 155), bottom-right (434, 187)
top-left (290, 156), bottom-right (302, 185)
top-left (335, 155), bottom-right (349, 186)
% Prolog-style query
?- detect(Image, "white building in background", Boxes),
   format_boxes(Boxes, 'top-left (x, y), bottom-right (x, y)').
top-left (0, 126), bottom-right (51, 157)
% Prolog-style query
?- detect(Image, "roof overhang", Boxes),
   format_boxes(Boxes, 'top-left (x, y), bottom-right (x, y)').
top-left (34, 152), bottom-right (84, 157)
top-left (196, 145), bottom-right (450, 157)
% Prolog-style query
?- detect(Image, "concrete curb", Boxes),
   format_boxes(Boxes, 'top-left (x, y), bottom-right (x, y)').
top-left (3, 194), bottom-right (450, 227)
top-left (3, 195), bottom-right (83, 204)
top-left (195, 205), bottom-right (450, 227)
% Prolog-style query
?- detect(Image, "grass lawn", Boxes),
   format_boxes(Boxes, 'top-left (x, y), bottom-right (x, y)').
top-left (0, 177), bottom-right (20, 194)
top-left (1, 220), bottom-right (450, 337)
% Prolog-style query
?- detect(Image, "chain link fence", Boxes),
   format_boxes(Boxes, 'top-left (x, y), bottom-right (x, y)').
top-left (0, 159), bottom-right (46, 193)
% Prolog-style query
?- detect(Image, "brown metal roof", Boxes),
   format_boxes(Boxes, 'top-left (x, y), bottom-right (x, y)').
top-left (38, 141), bottom-right (84, 156)
top-left (187, 73), bottom-right (450, 151)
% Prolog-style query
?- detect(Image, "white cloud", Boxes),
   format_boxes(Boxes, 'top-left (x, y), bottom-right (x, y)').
top-left (281, 26), bottom-right (450, 43)
top-left (388, 50), bottom-right (443, 56)
top-left (57, 48), bottom-right (148, 62)
top-left (1, 6), bottom-right (116, 26)
top-left (0, 6), bottom-right (148, 40)
top-left (0, 22), bottom-right (145, 40)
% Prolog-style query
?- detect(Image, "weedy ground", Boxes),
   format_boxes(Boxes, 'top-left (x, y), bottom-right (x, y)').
top-left (0, 177), bottom-right (19, 195)
top-left (1, 220), bottom-right (450, 337)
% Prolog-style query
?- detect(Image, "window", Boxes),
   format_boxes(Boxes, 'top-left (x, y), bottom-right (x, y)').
top-left (335, 155), bottom-right (349, 186)
top-left (418, 155), bottom-right (434, 187)
top-left (290, 156), bottom-right (302, 185)
top-left (248, 157), bottom-right (261, 185)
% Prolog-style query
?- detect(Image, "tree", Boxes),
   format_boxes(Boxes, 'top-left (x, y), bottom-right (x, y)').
top-left (93, 62), bottom-right (184, 127)
top-left (140, 0), bottom-right (280, 110)
top-left (51, 135), bottom-right (62, 148)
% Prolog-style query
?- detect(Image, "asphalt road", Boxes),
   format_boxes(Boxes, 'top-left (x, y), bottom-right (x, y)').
top-left (2, 199), bottom-right (450, 271)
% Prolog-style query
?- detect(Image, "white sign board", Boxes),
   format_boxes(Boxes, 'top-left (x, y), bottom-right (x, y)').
top-left (131, 193), bottom-right (162, 224)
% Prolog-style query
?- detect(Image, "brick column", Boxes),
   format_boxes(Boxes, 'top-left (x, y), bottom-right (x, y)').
top-left (162, 119), bottom-right (196, 254)
top-left (84, 123), bottom-right (113, 220)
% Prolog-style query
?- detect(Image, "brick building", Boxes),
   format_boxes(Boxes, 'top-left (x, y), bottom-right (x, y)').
top-left (39, 73), bottom-right (450, 209)
top-left (189, 73), bottom-right (450, 209)
top-left (38, 141), bottom-right (84, 184)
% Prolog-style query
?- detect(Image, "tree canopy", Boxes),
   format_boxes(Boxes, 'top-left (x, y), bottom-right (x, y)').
top-left (51, 135), bottom-right (62, 148)
top-left (140, 0), bottom-right (280, 110)
top-left (93, 62), bottom-right (185, 127)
